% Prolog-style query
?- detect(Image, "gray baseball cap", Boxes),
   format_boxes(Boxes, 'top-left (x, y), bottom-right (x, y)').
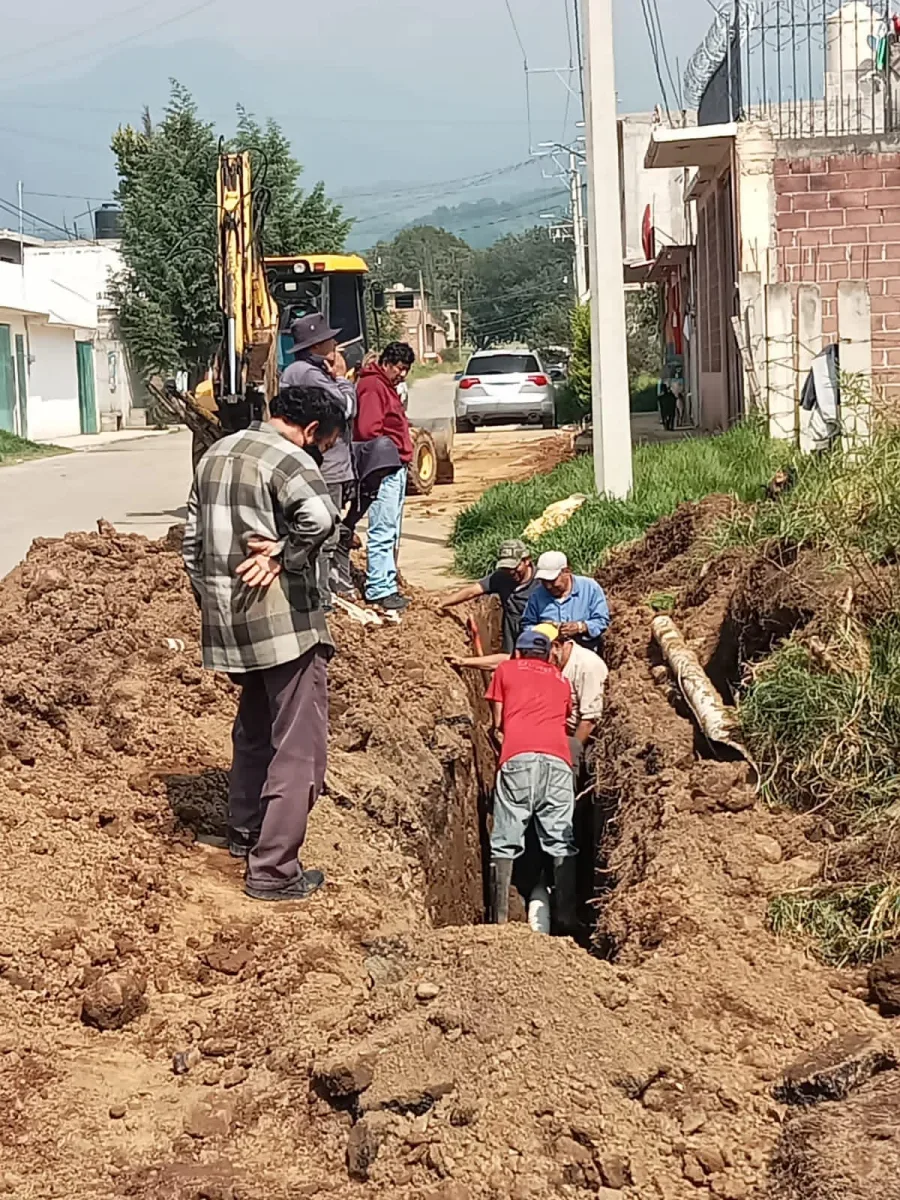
top-left (495, 539), bottom-right (530, 570)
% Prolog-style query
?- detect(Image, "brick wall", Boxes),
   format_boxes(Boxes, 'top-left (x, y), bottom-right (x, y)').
top-left (774, 150), bottom-right (900, 397)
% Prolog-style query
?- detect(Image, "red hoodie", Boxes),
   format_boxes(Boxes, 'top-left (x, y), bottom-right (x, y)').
top-left (355, 363), bottom-right (413, 464)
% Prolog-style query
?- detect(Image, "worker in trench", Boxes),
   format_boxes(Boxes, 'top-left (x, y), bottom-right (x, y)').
top-left (439, 539), bottom-right (539, 653)
top-left (451, 622), bottom-right (608, 777)
top-left (453, 622), bottom-right (607, 933)
top-left (484, 628), bottom-right (579, 934)
top-left (182, 385), bottom-right (346, 902)
top-left (523, 551), bottom-right (610, 654)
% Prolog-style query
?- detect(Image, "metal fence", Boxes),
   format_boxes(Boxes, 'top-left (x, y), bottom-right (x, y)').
top-left (688, 1), bottom-right (899, 138)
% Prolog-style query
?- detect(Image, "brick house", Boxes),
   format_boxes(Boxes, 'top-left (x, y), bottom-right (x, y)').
top-left (774, 141), bottom-right (900, 405)
top-left (638, 0), bottom-right (900, 434)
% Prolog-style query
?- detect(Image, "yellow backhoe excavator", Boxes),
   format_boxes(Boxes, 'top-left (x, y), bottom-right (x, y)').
top-left (157, 151), bottom-right (453, 494)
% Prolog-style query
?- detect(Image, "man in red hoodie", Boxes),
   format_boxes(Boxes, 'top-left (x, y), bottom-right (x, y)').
top-left (355, 342), bottom-right (416, 611)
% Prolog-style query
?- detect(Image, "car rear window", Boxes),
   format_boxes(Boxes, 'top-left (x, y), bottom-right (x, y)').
top-left (465, 354), bottom-right (539, 376)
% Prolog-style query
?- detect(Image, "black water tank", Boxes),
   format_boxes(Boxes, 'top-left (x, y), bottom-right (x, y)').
top-left (94, 204), bottom-right (123, 240)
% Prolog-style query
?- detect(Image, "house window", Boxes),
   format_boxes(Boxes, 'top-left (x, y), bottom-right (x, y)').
top-left (394, 293), bottom-right (415, 310)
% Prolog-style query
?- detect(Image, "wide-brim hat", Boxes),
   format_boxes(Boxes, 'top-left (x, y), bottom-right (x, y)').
top-left (289, 313), bottom-right (342, 354)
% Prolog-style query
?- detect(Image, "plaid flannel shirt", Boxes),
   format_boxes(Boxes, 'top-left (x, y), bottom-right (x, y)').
top-left (183, 423), bottom-right (338, 673)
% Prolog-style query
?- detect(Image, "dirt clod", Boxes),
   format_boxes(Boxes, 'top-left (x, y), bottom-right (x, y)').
top-left (313, 1053), bottom-right (376, 1099)
top-left (80, 969), bottom-right (146, 1030)
top-left (346, 1117), bottom-right (384, 1181)
top-left (869, 952), bottom-right (900, 1016)
top-left (775, 1033), bottom-right (898, 1106)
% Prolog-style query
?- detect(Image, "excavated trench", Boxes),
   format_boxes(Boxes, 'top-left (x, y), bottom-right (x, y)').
top-left (2, 519), bottom-right (900, 1200)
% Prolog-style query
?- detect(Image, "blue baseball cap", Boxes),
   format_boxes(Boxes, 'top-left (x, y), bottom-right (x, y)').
top-left (516, 629), bottom-right (553, 657)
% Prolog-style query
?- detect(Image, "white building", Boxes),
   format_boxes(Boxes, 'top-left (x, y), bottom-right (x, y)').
top-left (618, 112), bottom-right (692, 266)
top-left (25, 241), bottom-right (146, 430)
top-left (0, 259), bottom-right (100, 441)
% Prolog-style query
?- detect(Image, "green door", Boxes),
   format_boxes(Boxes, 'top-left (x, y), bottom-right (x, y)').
top-left (0, 325), bottom-right (15, 434)
top-left (76, 341), bottom-right (98, 435)
top-left (14, 335), bottom-right (27, 439)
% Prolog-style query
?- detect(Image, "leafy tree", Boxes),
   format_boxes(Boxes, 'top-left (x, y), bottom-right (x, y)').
top-left (368, 225), bottom-right (473, 311)
top-left (566, 289), bottom-right (661, 412)
top-left (625, 287), bottom-right (661, 382)
top-left (465, 226), bottom-right (573, 349)
top-left (111, 83), bottom-right (219, 384)
top-left (110, 81), bottom-right (351, 385)
top-left (569, 303), bottom-right (591, 407)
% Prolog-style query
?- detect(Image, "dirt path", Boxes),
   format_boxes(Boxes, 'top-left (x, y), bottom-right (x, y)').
top-left (400, 428), bottom-right (571, 591)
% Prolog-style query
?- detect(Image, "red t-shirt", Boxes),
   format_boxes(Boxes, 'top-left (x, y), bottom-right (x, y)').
top-left (485, 658), bottom-right (572, 768)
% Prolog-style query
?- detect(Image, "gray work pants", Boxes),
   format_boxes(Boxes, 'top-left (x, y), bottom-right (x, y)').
top-left (317, 481), bottom-right (354, 606)
top-left (491, 752), bottom-right (578, 860)
top-left (229, 648), bottom-right (328, 890)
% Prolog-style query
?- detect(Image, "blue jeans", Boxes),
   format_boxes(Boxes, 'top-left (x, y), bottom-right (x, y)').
top-left (366, 466), bottom-right (407, 601)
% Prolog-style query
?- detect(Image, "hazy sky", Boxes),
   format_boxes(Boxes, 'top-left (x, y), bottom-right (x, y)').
top-left (0, 0), bottom-right (717, 237)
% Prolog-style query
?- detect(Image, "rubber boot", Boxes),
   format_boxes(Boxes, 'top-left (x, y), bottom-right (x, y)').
top-left (551, 856), bottom-right (579, 936)
top-left (490, 859), bottom-right (514, 925)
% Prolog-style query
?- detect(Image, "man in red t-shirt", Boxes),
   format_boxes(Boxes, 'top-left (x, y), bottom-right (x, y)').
top-left (485, 628), bottom-right (578, 933)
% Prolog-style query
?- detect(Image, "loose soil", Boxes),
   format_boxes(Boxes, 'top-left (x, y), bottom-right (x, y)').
top-left (0, 497), bottom-right (898, 1199)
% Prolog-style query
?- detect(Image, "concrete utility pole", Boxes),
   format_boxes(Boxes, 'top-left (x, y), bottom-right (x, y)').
top-left (569, 152), bottom-right (588, 303)
top-left (582, 0), bottom-right (633, 498)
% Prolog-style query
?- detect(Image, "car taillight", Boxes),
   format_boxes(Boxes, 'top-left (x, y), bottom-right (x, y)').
top-left (459, 377), bottom-right (480, 390)
top-left (527, 374), bottom-right (549, 387)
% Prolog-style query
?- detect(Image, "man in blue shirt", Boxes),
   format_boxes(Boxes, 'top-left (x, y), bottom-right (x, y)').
top-left (522, 551), bottom-right (610, 653)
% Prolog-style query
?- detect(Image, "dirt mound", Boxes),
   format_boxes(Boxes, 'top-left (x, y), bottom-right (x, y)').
top-left (0, 514), bottom-right (898, 1200)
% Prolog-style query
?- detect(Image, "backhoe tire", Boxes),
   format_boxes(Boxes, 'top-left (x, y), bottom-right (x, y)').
top-left (406, 428), bottom-right (438, 496)
top-left (455, 417), bottom-right (474, 435)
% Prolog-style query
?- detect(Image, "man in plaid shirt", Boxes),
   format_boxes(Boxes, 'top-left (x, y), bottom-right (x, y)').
top-left (183, 386), bottom-right (346, 901)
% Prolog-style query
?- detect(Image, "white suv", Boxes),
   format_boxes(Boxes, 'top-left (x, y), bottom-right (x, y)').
top-left (454, 350), bottom-right (556, 433)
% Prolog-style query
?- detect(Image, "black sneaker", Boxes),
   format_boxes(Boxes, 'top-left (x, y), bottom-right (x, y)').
top-left (374, 593), bottom-right (410, 612)
top-left (244, 868), bottom-right (325, 902)
top-left (228, 828), bottom-right (258, 859)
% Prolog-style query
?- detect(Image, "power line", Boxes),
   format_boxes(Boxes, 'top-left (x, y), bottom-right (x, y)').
top-left (638, 0), bottom-right (673, 123)
top-left (0, 0), bottom-right (156, 67)
top-left (571, 0), bottom-right (586, 119)
top-left (0, 195), bottom-right (89, 242)
top-left (561, 0), bottom-right (574, 139)
top-left (4, 0), bottom-right (218, 86)
top-left (340, 161), bottom-right (535, 208)
top-left (502, 0), bottom-right (530, 62)
top-left (0, 124), bottom-right (110, 156)
top-left (647, 0), bottom-right (685, 116)
top-left (0, 98), bottom-right (577, 130)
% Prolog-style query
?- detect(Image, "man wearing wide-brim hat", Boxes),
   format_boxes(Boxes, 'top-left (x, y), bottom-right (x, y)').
top-left (280, 313), bottom-right (357, 604)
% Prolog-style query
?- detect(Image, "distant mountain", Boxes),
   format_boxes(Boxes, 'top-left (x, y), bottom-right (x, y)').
top-left (405, 188), bottom-right (569, 249)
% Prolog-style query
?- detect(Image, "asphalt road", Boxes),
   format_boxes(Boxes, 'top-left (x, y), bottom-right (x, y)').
top-left (0, 375), bottom-right (460, 583)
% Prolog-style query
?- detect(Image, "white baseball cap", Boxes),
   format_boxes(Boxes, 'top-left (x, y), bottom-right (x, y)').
top-left (535, 551), bottom-right (568, 581)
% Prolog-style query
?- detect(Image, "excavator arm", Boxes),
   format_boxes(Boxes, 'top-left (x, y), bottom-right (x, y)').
top-left (159, 150), bottom-right (279, 460)
top-left (210, 150), bottom-right (279, 430)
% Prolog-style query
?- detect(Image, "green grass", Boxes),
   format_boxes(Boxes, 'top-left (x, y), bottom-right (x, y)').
top-left (713, 431), bottom-right (900, 576)
top-left (769, 882), bottom-right (900, 966)
top-left (450, 418), bottom-right (793, 579)
top-left (740, 617), bottom-right (900, 821)
top-left (0, 431), bottom-right (67, 466)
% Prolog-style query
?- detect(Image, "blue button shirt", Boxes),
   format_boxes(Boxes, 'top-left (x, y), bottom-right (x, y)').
top-left (523, 575), bottom-right (610, 650)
